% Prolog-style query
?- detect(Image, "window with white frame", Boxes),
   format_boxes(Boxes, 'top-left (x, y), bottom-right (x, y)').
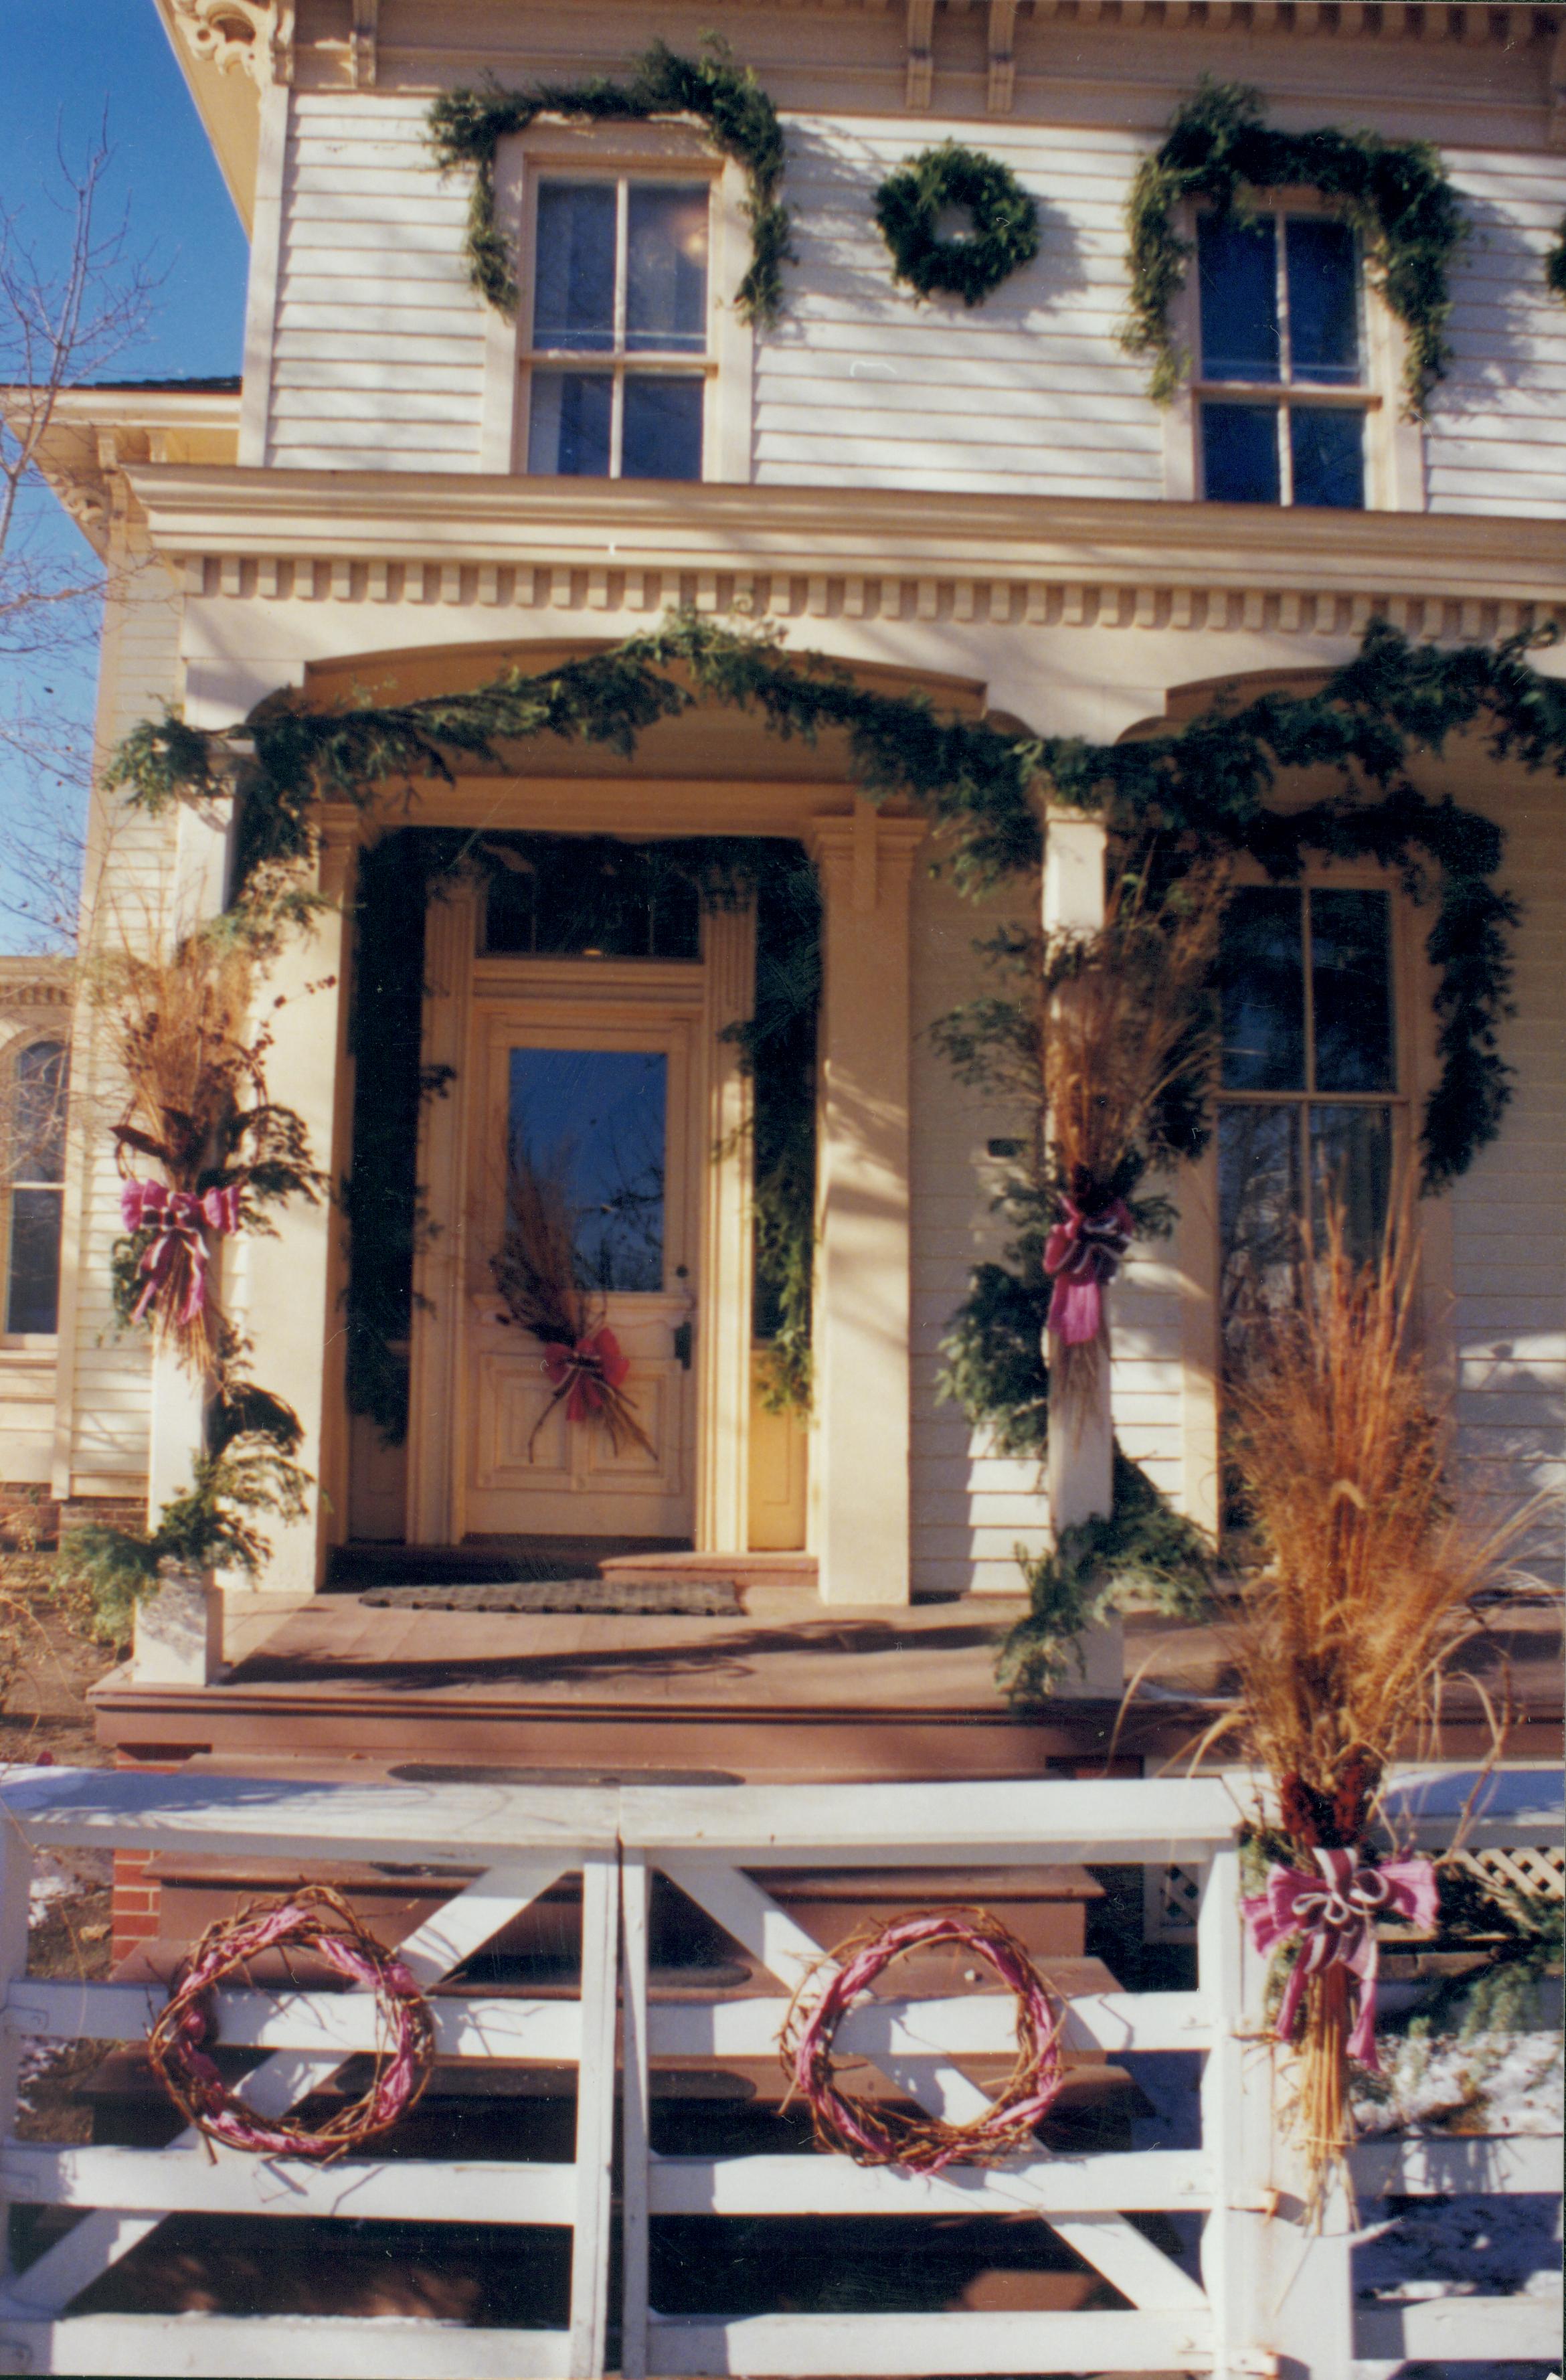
top-left (525, 177), bottom-right (711, 481)
top-left (3, 1039), bottom-right (68, 1336)
top-left (1215, 885), bottom-right (1402, 1369)
top-left (1196, 211), bottom-right (1369, 509)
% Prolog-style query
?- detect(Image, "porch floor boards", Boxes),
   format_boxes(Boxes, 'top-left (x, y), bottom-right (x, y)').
top-left (87, 1592), bottom-right (1561, 1776)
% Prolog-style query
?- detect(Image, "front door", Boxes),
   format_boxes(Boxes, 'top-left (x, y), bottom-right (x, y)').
top-left (464, 1002), bottom-right (699, 1541)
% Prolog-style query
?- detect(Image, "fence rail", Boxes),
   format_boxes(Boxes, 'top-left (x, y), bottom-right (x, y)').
top-left (0, 1763), bottom-right (1558, 2379)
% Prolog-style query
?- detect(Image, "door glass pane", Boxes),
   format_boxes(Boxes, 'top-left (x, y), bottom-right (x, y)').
top-left (621, 376), bottom-right (703, 481)
top-left (1220, 887), bottom-right (1306, 1090)
top-left (1201, 404), bottom-right (1281, 504)
top-left (1311, 889), bottom-right (1393, 1092)
top-left (1290, 406), bottom-right (1365, 509)
top-left (626, 184), bottom-right (708, 353)
top-left (527, 371), bottom-right (613, 476)
top-left (7, 1187), bottom-right (62, 1333)
top-left (533, 183), bottom-right (616, 352)
top-left (509, 1049), bottom-right (667, 1292)
top-left (1198, 215), bottom-right (1280, 381)
top-left (1310, 1104), bottom-right (1392, 1261)
top-left (1219, 1104), bottom-right (1300, 1365)
top-left (1285, 218), bottom-right (1360, 384)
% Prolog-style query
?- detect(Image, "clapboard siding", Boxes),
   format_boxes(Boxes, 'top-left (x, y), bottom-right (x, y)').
top-left (1423, 150), bottom-right (1566, 519)
top-left (1448, 764), bottom-right (1565, 1554)
top-left (271, 92), bottom-right (486, 473)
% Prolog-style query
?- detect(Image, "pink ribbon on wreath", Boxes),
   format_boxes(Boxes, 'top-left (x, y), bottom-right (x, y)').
top-left (1042, 1196), bottom-right (1133, 1346)
top-left (120, 1179), bottom-right (242, 1326)
top-left (1243, 1845), bottom-right (1438, 2072)
top-left (542, 1326), bottom-right (630, 1424)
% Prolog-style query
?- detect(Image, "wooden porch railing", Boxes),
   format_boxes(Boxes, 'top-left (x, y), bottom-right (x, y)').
top-left (0, 1765), bottom-right (1557, 2377)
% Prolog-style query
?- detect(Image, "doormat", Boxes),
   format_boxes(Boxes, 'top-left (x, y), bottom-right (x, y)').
top-left (358, 1579), bottom-right (743, 1616)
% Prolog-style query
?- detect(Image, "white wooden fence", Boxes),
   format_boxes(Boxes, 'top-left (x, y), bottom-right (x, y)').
top-left (0, 1764), bottom-right (1558, 2379)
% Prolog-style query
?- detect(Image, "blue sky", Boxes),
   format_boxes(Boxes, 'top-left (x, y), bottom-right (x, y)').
top-left (1, 1), bottom-right (247, 942)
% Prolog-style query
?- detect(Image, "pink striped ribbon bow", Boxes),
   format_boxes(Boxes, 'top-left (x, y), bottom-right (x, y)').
top-left (1042, 1195), bottom-right (1134, 1346)
top-left (542, 1325), bottom-right (630, 1423)
top-left (1243, 1845), bottom-right (1438, 2071)
top-left (120, 1179), bottom-right (242, 1325)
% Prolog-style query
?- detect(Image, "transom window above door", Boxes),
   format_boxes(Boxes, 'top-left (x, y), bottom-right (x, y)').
top-left (525, 178), bottom-right (710, 481)
top-left (1197, 212), bottom-right (1369, 509)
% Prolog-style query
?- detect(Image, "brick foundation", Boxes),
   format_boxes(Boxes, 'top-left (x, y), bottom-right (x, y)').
top-left (111, 1847), bottom-right (162, 1962)
top-left (61, 1495), bottom-right (148, 1537)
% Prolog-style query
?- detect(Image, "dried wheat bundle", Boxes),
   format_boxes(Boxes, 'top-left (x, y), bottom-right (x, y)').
top-left (491, 1145), bottom-right (654, 1460)
top-left (1041, 853), bottom-right (1227, 1407)
top-left (1210, 1199), bottom-right (1546, 2213)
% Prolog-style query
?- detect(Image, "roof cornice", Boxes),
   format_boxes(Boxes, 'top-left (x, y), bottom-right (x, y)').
top-left (124, 464), bottom-right (1566, 643)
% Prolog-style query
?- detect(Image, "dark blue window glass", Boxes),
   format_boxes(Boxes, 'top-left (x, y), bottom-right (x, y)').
top-left (1202, 403), bottom-right (1280, 504)
top-left (1220, 887), bottom-right (1306, 1091)
top-left (508, 1048), bottom-right (667, 1293)
top-left (6, 1189), bottom-right (61, 1333)
top-left (533, 183), bottom-right (616, 353)
top-left (1309, 1104), bottom-right (1392, 1260)
top-left (622, 376), bottom-right (703, 481)
top-left (527, 372), bottom-right (613, 476)
top-left (1310, 890), bottom-right (1393, 1091)
top-left (1285, 218), bottom-right (1361, 384)
top-left (1290, 406), bottom-right (1365, 509)
top-left (1198, 215), bottom-right (1280, 381)
top-left (626, 185), bottom-right (708, 354)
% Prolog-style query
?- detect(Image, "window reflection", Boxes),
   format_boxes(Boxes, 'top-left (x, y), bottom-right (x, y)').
top-left (508, 1048), bottom-right (667, 1293)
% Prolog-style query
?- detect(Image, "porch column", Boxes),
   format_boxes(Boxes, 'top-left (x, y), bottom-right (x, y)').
top-left (696, 900), bottom-right (755, 1553)
top-left (809, 806), bottom-right (924, 1606)
top-left (1042, 805), bottom-right (1122, 1695)
top-left (237, 821), bottom-right (356, 1594)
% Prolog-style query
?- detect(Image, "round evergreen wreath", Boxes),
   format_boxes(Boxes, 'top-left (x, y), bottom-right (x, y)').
top-left (1120, 80), bottom-right (1466, 419)
top-left (873, 144), bottom-right (1041, 308)
top-left (428, 40), bottom-right (793, 327)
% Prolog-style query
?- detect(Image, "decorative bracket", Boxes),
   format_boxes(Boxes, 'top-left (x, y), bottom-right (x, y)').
top-left (169, 0), bottom-right (294, 87)
top-left (351, 0), bottom-right (378, 89)
top-left (905, 0), bottom-right (935, 109)
top-left (986, 0), bottom-right (1018, 112)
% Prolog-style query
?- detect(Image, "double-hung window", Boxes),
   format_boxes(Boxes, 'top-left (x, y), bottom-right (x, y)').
top-left (1215, 885), bottom-right (1402, 1366)
top-left (526, 178), bottom-right (710, 481)
top-left (1197, 211), bottom-right (1369, 509)
top-left (3, 1039), bottom-right (67, 1336)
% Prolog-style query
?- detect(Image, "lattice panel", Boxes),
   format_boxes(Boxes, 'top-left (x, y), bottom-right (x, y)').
top-left (1142, 1845), bottom-right (1565, 1945)
top-left (1143, 1861), bottom-right (1202, 1942)
top-left (1450, 1845), bottom-right (1565, 1903)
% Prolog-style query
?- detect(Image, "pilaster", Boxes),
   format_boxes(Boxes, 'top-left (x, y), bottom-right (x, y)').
top-left (696, 901), bottom-right (756, 1553)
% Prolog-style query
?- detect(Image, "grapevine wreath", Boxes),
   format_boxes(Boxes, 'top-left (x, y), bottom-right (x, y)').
top-left (148, 1885), bottom-right (436, 2158)
top-left (780, 1906), bottom-right (1066, 2171)
top-left (874, 144), bottom-right (1041, 307)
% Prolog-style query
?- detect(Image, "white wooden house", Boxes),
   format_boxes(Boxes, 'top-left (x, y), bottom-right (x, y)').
top-left (6, 0), bottom-right (1564, 1685)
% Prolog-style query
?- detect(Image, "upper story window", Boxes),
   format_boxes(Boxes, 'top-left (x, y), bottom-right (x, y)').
top-left (3, 1039), bottom-right (68, 1337)
top-left (525, 178), bottom-right (710, 482)
top-left (1215, 885), bottom-right (1399, 1363)
top-left (1197, 213), bottom-right (1368, 509)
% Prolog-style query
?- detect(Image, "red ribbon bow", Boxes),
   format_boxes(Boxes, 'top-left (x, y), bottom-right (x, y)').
top-left (541, 1327), bottom-right (630, 1424)
top-left (120, 1179), bottom-right (242, 1327)
top-left (1243, 1845), bottom-right (1438, 2072)
top-left (1042, 1196), bottom-right (1133, 1347)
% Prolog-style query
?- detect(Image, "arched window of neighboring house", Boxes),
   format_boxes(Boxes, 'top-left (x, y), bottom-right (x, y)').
top-left (3, 1039), bottom-right (68, 1335)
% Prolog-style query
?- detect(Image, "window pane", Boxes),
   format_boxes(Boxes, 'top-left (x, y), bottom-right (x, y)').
top-left (1198, 215), bottom-right (1280, 381)
top-left (1285, 218), bottom-right (1361, 384)
top-left (7, 1187), bottom-right (61, 1333)
top-left (1290, 406), bottom-right (1365, 509)
top-left (533, 182), bottom-right (616, 353)
top-left (527, 371), bottom-right (613, 476)
top-left (1201, 404), bottom-right (1281, 505)
top-left (484, 839), bottom-right (701, 960)
top-left (1310, 889), bottom-right (1393, 1092)
top-left (1220, 887), bottom-right (1306, 1091)
top-left (10, 1041), bottom-right (66, 1183)
top-left (626, 184), bottom-right (708, 354)
top-left (1310, 1104), bottom-right (1392, 1262)
top-left (622, 375), bottom-right (703, 481)
top-left (509, 1049), bottom-right (667, 1292)
top-left (1219, 1104), bottom-right (1300, 1363)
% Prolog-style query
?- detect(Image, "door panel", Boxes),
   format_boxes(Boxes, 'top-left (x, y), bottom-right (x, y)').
top-left (464, 1004), bottom-right (699, 1541)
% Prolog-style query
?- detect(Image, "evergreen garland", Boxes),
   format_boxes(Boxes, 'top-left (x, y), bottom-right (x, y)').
top-left (428, 40), bottom-right (794, 327)
top-left (873, 144), bottom-right (1041, 309)
top-left (1548, 214), bottom-right (1566, 307)
top-left (1120, 80), bottom-right (1466, 417)
top-left (108, 615), bottom-right (1565, 1212)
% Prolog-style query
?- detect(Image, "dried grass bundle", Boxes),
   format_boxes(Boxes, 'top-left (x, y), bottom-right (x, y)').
top-left (491, 1144), bottom-right (653, 1459)
top-left (1209, 1197), bottom-right (1548, 2209)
